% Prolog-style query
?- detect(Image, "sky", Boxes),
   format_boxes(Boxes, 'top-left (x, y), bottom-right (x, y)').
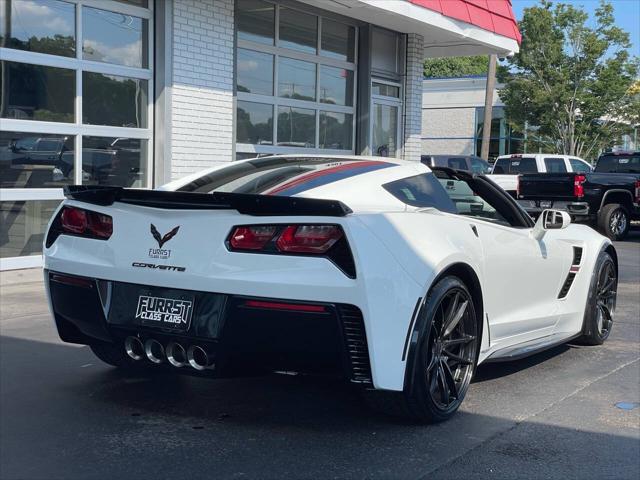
top-left (511, 0), bottom-right (640, 57)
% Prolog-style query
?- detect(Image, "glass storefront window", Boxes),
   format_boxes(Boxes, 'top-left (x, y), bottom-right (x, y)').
top-left (277, 106), bottom-right (315, 147)
top-left (237, 49), bottom-right (274, 95)
top-left (0, 61), bottom-right (75, 122)
top-left (0, 200), bottom-right (62, 258)
top-left (319, 112), bottom-right (352, 150)
top-left (372, 83), bottom-right (400, 98)
top-left (319, 66), bottom-right (354, 106)
top-left (82, 6), bottom-right (148, 68)
top-left (237, 101), bottom-right (273, 145)
top-left (279, 7), bottom-right (317, 54)
top-left (0, 0), bottom-right (76, 57)
top-left (82, 72), bottom-right (148, 128)
top-left (0, 132), bottom-right (75, 188)
top-left (237, 0), bottom-right (275, 45)
top-left (372, 104), bottom-right (398, 157)
top-left (321, 19), bottom-right (355, 62)
top-left (278, 57), bottom-right (316, 101)
top-left (81, 136), bottom-right (147, 187)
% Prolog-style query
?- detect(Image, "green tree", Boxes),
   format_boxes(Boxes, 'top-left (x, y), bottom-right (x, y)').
top-left (499, 0), bottom-right (639, 160)
top-left (423, 56), bottom-right (489, 78)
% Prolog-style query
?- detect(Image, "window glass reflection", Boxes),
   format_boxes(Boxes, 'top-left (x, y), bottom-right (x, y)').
top-left (277, 106), bottom-right (315, 148)
top-left (319, 112), bottom-right (352, 150)
top-left (0, 131), bottom-right (75, 188)
top-left (278, 57), bottom-right (316, 102)
top-left (237, 49), bottom-right (273, 95)
top-left (279, 6), bottom-right (317, 54)
top-left (82, 6), bottom-right (148, 68)
top-left (321, 19), bottom-right (355, 62)
top-left (372, 104), bottom-right (398, 157)
top-left (237, 0), bottom-right (274, 45)
top-left (0, 0), bottom-right (76, 57)
top-left (372, 83), bottom-right (400, 98)
top-left (320, 66), bottom-right (353, 106)
top-left (0, 200), bottom-right (62, 258)
top-left (0, 61), bottom-right (75, 122)
top-left (83, 72), bottom-right (148, 128)
top-left (81, 136), bottom-right (147, 187)
top-left (237, 101), bottom-right (273, 145)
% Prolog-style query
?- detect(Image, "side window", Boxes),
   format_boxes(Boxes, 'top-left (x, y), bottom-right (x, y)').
top-left (383, 173), bottom-right (457, 213)
top-left (544, 157), bottom-right (567, 173)
top-left (447, 157), bottom-right (468, 170)
top-left (471, 157), bottom-right (491, 174)
top-left (492, 158), bottom-right (508, 174)
top-left (437, 178), bottom-right (510, 227)
top-left (509, 158), bottom-right (537, 173)
top-left (570, 158), bottom-right (591, 173)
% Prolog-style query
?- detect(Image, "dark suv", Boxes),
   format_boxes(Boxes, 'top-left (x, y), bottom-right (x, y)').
top-left (421, 154), bottom-right (492, 174)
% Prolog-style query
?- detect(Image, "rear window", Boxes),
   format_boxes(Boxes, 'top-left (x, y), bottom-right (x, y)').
top-left (596, 155), bottom-right (640, 173)
top-left (544, 157), bottom-right (567, 173)
top-left (447, 157), bottom-right (468, 170)
top-left (178, 157), bottom-right (397, 195)
top-left (383, 173), bottom-right (457, 213)
top-left (493, 157), bottom-right (538, 174)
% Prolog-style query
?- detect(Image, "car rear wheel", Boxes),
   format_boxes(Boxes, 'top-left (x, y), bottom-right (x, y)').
top-left (578, 252), bottom-right (617, 345)
top-left (364, 276), bottom-right (479, 423)
top-left (598, 204), bottom-right (629, 240)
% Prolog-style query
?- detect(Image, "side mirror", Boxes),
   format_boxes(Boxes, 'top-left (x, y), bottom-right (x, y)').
top-left (531, 209), bottom-right (571, 240)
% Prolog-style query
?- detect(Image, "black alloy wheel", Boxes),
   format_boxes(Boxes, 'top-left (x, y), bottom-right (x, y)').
top-left (579, 252), bottom-right (617, 345)
top-left (363, 276), bottom-right (480, 423)
top-left (424, 286), bottom-right (478, 413)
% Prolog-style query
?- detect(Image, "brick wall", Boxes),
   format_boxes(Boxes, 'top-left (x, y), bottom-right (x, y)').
top-left (421, 107), bottom-right (476, 155)
top-left (170, 0), bottom-right (235, 180)
top-left (402, 33), bottom-right (424, 162)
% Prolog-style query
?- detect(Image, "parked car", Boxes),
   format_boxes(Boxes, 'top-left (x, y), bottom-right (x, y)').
top-left (44, 155), bottom-right (617, 423)
top-left (489, 154), bottom-right (592, 195)
top-left (421, 154), bottom-right (491, 174)
top-left (517, 151), bottom-right (640, 240)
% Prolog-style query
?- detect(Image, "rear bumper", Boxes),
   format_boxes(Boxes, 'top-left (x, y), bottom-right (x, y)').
top-left (46, 270), bottom-right (372, 384)
top-left (518, 200), bottom-right (592, 219)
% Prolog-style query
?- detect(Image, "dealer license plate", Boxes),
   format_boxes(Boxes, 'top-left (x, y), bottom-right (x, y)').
top-left (135, 290), bottom-right (194, 332)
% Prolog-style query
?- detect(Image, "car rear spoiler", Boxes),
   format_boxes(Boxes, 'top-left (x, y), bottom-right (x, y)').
top-left (63, 186), bottom-right (352, 217)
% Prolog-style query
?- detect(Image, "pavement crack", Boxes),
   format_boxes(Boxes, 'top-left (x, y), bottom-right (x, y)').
top-left (418, 356), bottom-right (640, 479)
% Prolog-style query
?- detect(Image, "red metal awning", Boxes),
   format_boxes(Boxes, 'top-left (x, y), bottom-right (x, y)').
top-left (408, 0), bottom-right (521, 43)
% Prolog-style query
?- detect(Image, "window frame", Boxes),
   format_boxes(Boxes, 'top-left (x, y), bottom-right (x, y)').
top-left (0, 0), bottom-right (154, 189)
top-left (235, 0), bottom-right (358, 157)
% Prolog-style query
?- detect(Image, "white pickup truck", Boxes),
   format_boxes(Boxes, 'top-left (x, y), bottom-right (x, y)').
top-left (489, 154), bottom-right (592, 195)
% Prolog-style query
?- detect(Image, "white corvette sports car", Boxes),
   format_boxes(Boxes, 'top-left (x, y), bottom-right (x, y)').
top-left (43, 155), bottom-right (618, 422)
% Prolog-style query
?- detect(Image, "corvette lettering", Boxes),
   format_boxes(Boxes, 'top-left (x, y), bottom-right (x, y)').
top-left (136, 295), bottom-right (193, 325)
top-left (132, 262), bottom-right (186, 272)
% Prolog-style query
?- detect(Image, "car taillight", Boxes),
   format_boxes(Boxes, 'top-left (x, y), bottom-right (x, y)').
top-left (58, 206), bottom-right (112, 239)
top-left (227, 224), bottom-right (354, 277)
top-left (229, 226), bottom-right (277, 250)
top-left (574, 174), bottom-right (586, 198)
top-left (276, 225), bottom-right (342, 253)
top-left (635, 180), bottom-right (640, 203)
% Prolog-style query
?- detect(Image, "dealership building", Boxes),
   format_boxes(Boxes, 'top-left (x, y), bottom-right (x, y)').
top-left (0, 0), bottom-right (520, 269)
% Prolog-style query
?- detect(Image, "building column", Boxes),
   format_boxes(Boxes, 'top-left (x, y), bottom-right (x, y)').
top-left (170, 0), bottom-right (235, 180)
top-left (403, 33), bottom-right (424, 162)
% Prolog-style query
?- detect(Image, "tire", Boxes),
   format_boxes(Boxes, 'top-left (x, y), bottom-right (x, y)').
top-left (598, 203), bottom-right (630, 240)
top-left (364, 276), bottom-right (480, 423)
top-left (89, 341), bottom-right (144, 370)
top-left (578, 252), bottom-right (617, 345)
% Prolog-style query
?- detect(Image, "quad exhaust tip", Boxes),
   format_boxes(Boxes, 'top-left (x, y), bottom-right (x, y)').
top-left (125, 336), bottom-right (144, 361)
top-left (187, 345), bottom-right (214, 371)
top-left (144, 339), bottom-right (165, 364)
top-left (166, 342), bottom-right (187, 368)
top-left (124, 337), bottom-right (213, 370)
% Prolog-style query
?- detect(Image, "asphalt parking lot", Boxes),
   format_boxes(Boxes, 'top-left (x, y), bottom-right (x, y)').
top-left (1, 231), bottom-right (639, 480)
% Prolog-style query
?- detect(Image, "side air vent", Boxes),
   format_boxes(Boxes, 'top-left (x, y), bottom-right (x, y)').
top-left (558, 247), bottom-right (583, 299)
top-left (573, 247), bottom-right (583, 266)
top-left (338, 305), bottom-right (372, 385)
